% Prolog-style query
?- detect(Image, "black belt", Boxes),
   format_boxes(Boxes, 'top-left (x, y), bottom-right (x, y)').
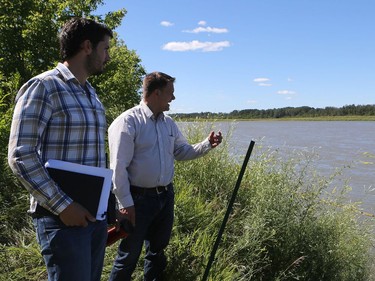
top-left (130, 183), bottom-right (171, 195)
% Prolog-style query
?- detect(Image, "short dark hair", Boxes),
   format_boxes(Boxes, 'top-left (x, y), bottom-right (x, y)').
top-left (59, 17), bottom-right (113, 61)
top-left (143, 72), bottom-right (175, 97)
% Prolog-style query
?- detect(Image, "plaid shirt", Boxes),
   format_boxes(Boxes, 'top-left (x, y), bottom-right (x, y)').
top-left (8, 63), bottom-right (107, 215)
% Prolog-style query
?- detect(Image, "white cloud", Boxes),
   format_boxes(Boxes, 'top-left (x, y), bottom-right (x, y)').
top-left (277, 90), bottom-right (296, 95)
top-left (183, 26), bottom-right (228, 34)
top-left (247, 99), bottom-right (257, 104)
top-left (162, 40), bottom-right (230, 52)
top-left (198, 20), bottom-right (207, 26)
top-left (287, 77), bottom-right (293, 82)
top-left (253, 78), bottom-right (272, 86)
top-left (253, 78), bottom-right (270, 83)
top-left (160, 21), bottom-right (174, 27)
top-left (259, 83), bottom-right (272, 87)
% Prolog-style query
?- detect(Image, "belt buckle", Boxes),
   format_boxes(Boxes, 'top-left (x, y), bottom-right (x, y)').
top-left (156, 186), bottom-right (166, 195)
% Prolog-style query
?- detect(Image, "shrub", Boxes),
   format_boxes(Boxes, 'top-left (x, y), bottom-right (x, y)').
top-left (164, 121), bottom-right (374, 281)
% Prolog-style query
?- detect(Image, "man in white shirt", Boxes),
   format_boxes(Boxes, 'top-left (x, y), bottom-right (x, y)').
top-left (108, 71), bottom-right (222, 281)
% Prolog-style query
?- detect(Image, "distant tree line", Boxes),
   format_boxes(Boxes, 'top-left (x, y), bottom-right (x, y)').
top-left (171, 104), bottom-right (375, 119)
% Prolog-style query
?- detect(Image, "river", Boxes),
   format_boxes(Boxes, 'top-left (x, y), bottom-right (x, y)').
top-left (178, 121), bottom-right (375, 213)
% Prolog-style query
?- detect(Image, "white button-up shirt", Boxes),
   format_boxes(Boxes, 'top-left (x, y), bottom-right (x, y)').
top-left (108, 101), bottom-right (212, 208)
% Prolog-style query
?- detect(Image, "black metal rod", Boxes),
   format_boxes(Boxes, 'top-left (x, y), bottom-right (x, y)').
top-left (202, 140), bottom-right (255, 281)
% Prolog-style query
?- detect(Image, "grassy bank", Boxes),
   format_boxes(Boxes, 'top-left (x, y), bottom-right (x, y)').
top-left (1, 121), bottom-right (375, 280)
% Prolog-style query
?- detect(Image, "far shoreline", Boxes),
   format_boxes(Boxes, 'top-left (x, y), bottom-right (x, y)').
top-left (172, 115), bottom-right (375, 122)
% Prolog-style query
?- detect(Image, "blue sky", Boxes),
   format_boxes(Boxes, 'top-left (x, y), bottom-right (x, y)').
top-left (95, 0), bottom-right (374, 114)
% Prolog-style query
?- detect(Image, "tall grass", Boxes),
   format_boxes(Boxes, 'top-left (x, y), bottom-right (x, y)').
top-left (1, 121), bottom-right (374, 280)
top-left (165, 121), bottom-right (375, 280)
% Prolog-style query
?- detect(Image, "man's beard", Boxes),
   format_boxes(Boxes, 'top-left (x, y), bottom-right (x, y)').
top-left (86, 52), bottom-right (104, 76)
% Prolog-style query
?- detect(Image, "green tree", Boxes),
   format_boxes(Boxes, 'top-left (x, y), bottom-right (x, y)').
top-left (0, 0), bottom-right (131, 105)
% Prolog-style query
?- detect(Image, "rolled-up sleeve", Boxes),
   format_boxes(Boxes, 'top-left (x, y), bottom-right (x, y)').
top-left (170, 120), bottom-right (212, 161)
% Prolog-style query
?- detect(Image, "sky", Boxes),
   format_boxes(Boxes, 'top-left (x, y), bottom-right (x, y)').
top-left (95, 0), bottom-right (374, 114)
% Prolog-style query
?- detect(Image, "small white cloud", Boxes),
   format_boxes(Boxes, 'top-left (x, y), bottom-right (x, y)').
top-left (287, 77), bottom-right (293, 82)
top-left (254, 78), bottom-right (271, 86)
top-left (253, 78), bottom-right (270, 83)
top-left (160, 21), bottom-right (174, 27)
top-left (162, 40), bottom-right (230, 52)
top-left (183, 26), bottom-right (228, 34)
top-left (198, 20), bottom-right (207, 26)
top-left (247, 99), bottom-right (257, 104)
top-left (277, 90), bottom-right (296, 95)
top-left (259, 83), bottom-right (272, 87)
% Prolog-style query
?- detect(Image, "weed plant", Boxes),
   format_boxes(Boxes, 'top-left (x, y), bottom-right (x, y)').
top-left (1, 121), bottom-right (374, 280)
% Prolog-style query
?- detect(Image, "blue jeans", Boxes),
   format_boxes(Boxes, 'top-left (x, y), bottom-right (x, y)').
top-left (109, 185), bottom-right (175, 281)
top-left (33, 216), bottom-right (107, 281)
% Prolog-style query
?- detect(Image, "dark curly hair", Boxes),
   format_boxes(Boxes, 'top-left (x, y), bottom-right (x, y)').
top-left (59, 17), bottom-right (113, 61)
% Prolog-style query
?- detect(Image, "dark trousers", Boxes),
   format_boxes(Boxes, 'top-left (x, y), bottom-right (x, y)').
top-left (109, 185), bottom-right (175, 281)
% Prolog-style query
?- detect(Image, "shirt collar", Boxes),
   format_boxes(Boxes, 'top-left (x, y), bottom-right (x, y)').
top-left (56, 62), bottom-right (80, 84)
top-left (140, 100), bottom-right (165, 121)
